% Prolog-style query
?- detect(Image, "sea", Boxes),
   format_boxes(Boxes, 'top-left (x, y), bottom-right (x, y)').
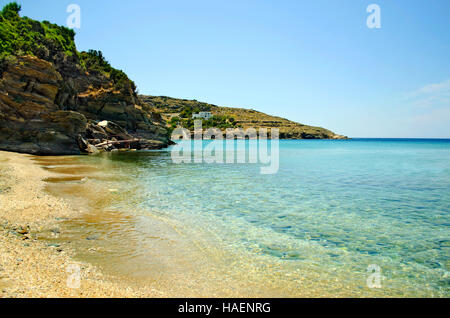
top-left (36, 139), bottom-right (450, 297)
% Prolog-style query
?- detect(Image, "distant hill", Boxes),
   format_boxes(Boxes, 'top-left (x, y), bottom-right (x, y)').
top-left (139, 95), bottom-right (347, 139)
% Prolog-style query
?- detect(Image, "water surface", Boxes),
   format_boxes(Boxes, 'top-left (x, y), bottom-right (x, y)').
top-left (36, 139), bottom-right (449, 297)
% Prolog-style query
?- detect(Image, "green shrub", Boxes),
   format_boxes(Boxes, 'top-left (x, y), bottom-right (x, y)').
top-left (0, 2), bottom-right (136, 93)
top-left (1, 2), bottom-right (20, 20)
top-left (0, 3), bottom-right (76, 58)
top-left (79, 49), bottom-right (136, 91)
top-left (179, 106), bottom-right (193, 119)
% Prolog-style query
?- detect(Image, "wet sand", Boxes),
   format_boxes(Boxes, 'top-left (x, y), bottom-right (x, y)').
top-left (0, 150), bottom-right (163, 297)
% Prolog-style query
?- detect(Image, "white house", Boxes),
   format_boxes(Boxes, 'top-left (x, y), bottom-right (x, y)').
top-left (192, 112), bottom-right (213, 120)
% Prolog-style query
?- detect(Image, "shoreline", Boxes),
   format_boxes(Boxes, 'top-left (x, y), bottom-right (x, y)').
top-left (0, 150), bottom-right (163, 298)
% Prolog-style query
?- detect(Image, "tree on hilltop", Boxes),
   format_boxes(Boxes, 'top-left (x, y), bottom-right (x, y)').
top-left (1, 2), bottom-right (21, 19)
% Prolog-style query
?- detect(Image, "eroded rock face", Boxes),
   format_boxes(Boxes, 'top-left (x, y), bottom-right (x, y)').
top-left (0, 56), bottom-right (170, 155)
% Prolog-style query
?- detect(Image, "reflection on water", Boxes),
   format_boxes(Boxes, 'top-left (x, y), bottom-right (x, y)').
top-left (33, 140), bottom-right (450, 297)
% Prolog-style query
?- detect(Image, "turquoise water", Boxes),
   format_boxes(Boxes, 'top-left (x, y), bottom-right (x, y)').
top-left (41, 139), bottom-right (450, 297)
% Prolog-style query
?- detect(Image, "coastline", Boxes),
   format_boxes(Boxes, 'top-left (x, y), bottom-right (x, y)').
top-left (0, 150), bottom-right (163, 298)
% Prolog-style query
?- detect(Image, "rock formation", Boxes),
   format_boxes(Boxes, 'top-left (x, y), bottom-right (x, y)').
top-left (0, 56), bottom-right (170, 155)
top-left (0, 3), bottom-right (170, 155)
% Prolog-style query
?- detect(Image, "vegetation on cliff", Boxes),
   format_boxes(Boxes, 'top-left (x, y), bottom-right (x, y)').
top-left (79, 50), bottom-right (136, 92)
top-left (0, 3), bottom-right (75, 64)
top-left (168, 115), bottom-right (238, 131)
top-left (0, 2), bottom-right (134, 92)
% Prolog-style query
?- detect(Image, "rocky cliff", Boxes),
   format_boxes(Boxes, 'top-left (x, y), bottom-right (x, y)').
top-left (0, 3), bottom-right (170, 155)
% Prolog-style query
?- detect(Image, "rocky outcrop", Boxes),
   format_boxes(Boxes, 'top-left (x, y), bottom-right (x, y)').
top-left (0, 56), bottom-right (170, 155)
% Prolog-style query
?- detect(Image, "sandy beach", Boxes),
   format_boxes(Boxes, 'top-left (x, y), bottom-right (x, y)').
top-left (0, 150), bottom-right (163, 298)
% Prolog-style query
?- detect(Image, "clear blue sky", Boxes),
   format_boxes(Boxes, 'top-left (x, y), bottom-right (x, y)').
top-left (4, 0), bottom-right (450, 137)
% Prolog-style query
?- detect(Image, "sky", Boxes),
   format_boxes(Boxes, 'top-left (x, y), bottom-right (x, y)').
top-left (3, 0), bottom-right (450, 138)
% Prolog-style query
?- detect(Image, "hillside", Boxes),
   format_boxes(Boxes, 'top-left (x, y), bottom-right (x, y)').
top-left (0, 2), bottom-right (170, 155)
top-left (140, 95), bottom-right (347, 139)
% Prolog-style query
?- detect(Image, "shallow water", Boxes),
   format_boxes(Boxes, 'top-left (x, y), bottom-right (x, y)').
top-left (35, 139), bottom-right (450, 297)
